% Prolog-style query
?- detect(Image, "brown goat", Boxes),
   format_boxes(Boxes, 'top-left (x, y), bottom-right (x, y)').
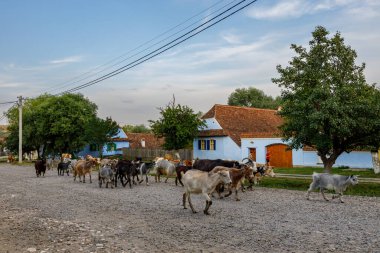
top-left (211, 165), bottom-right (254, 201)
top-left (73, 159), bottom-right (97, 183)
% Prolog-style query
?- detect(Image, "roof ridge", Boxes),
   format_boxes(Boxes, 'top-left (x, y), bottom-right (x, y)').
top-left (214, 104), bottom-right (278, 112)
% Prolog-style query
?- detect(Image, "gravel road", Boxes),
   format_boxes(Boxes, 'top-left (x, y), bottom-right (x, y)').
top-left (0, 163), bottom-right (379, 253)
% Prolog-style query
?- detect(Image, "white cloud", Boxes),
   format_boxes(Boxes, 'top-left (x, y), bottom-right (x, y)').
top-left (246, 0), bottom-right (363, 20)
top-left (49, 55), bottom-right (83, 64)
top-left (247, 0), bottom-right (312, 19)
top-left (0, 81), bottom-right (23, 88)
top-left (221, 32), bottom-right (242, 44)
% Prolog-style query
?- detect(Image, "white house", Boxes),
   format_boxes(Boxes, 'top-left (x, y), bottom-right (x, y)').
top-left (193, 104), bottom-right (373, 169)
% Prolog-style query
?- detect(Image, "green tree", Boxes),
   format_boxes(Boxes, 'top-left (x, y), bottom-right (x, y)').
top-left (228, 87), bottom-right (281, 109)
top-left (84, 117), bottom-right (119, 158)
top-left (272, 26), bottom-right (380, 172)
top-left (6, 93), bottom-right (116, 158)
top-left (122, 124), bottom-right (151, 133)
top-left (149, 98), bottom-right (206, 150)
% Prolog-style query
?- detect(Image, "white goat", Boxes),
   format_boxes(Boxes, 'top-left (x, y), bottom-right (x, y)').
top-left (182, 169), bottom-right (232, 215)
top-left (306, 172), bottom-right (359, 203)
top-left (154, 158), bottom-right (176, 183)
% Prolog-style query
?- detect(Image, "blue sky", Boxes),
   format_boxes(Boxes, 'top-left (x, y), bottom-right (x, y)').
top-left (1, 0), bottom-right (379, 126)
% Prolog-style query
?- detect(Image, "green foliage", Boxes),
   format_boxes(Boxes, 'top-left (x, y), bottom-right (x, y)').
top-left (228, 87), bottom-right (281, 109)
top-left (5, 93), bottom-right (118, 158)
top-left (122, 124), bottom-right (151, 133)
top-left (272, 26), bottom-right (380, 172)
top-left (149, 98), bottom-right (206, 150)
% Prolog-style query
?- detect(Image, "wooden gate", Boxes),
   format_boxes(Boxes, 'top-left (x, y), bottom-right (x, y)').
top-left (249, 148), bottom-right (256, 161)
top-left (266, 144), bottom-right (293, 168)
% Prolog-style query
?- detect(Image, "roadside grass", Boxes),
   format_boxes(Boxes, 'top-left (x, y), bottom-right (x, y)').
top-left (273, 166), bottom-right (380, 178)
top-left (256, 177), bottom-right (380, 197)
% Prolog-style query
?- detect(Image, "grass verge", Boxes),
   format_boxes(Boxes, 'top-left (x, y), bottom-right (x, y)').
top-left (257, 177), bottom-right (380, 197)
top-left (274, 167), bottom-right (380, 178)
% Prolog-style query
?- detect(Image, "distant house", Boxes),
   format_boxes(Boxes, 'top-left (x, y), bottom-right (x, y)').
top-left (0, 125), bottom-right (8, 142)
top-left (193, 104), bottom-right (373, 168)
top-left (0, 125), bottom-right (9, 155)
top-left (126, 133), bottom-right (164, 149)
top-left (77, 128), bottom-right (129, 158)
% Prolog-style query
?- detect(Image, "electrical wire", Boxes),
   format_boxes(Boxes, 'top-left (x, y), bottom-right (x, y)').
top-left (0, 101), bottom-right (17, 105)
top-left (58, 0), bottom-right (258, 94)
top-left (41, 0), bottom-right (239, 94)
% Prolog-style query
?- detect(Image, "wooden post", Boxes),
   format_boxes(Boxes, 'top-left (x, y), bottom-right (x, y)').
top-left (18, 96), bottom-right (23, 163)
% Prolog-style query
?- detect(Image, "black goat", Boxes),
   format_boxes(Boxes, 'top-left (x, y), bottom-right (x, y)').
top-left (57, 161), bottom-right (71, 176)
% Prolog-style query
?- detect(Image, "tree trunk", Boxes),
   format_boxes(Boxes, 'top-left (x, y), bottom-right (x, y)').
top-left (319, 149), bottom-right (342, 173)
top-left (99, 144), bottom-right (103, 158)
top-left (323, 159), bottom-right (335, 173)
top-left (371, 150), bottom-right (380, 174)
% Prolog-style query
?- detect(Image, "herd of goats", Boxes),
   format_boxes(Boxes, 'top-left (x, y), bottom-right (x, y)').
top-left (32, 154), bottom-right (359, 215)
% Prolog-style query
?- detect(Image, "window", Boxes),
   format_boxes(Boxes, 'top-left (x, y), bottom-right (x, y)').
top-left (106, 142), bottom-right (116, 152)
top-left (89, 144), bottom-right (98, 151)
top-left (210, 139), bottom-right (215, 150)
top-left (198, 139), bottom-right (216, 150)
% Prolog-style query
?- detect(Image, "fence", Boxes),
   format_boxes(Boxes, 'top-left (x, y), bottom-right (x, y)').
top-left (122, 148), bottom-right (193, 161)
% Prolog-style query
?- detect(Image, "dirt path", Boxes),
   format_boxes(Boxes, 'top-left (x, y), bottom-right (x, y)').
top-left (0, 163), bottom-right (379, 253)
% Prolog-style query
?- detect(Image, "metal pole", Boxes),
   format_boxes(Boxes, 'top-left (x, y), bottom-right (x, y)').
top-left (18, 96), bottom-right (22, 163)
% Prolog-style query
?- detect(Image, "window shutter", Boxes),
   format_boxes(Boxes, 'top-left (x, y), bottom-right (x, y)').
top-left (198, 140), bottom-right (201, 150)
top-left (206, 140), bottom-right (210, 150)
top-left (213, 140), bottom-right (216, 150)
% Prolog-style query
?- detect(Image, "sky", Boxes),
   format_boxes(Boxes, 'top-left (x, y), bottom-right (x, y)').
top-left (1, 0), bottom-right (379, 126)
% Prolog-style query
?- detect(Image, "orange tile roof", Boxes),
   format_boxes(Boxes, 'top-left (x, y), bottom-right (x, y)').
top-left (126, 133), bottom-right (165, 149)
top-left (201, 104), bottom-right (283, 146)
top-left (198, 129), bottom-right (228, 137)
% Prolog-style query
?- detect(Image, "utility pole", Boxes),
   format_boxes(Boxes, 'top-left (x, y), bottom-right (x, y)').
top-left (18, 96), bottom-right (22, 163)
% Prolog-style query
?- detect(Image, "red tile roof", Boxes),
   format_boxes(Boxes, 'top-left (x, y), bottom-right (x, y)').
top-left (126, 133), bottom-right (164, 149)
top-left (201, 104), bottom-right (283, 146)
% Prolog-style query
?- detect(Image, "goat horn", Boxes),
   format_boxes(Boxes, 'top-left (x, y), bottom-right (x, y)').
top-left (242, 157), bottom-right (253, 164)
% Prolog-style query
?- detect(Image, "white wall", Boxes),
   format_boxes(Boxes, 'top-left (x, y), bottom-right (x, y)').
top-left (202, 118), bottom-right (222, 130)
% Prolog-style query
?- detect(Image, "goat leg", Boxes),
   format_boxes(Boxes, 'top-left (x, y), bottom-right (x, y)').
top-left (188, 194), bottom-right (197, 213)
top-left (332, 192), bottom-right (345, 203)
top-left (235, 188), bottom-right (240, 201)
top-left (224, 189), bottom-right (232, 198)
top-left (321, 189), bottom-right (329, 201)
top-left (183, 193), bottom-right (187, 209)
top-left (204, 200), bottom-right (212, 215)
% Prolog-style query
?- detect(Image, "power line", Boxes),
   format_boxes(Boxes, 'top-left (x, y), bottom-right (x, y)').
top-left (0, 101), bottom-right (17, 105)
top-left (59, 0), bottom-right (258, 95)
top-left (0, 102), bottom-right (17, 123)
top-left (41, 0), bottom-right (238, 94)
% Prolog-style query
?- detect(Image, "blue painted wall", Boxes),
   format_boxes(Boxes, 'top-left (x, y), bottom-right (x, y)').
top-left (302, 150), bottom-right (373, 168)
top-left (193, 136), bottom-right (241, 161)
top-left (241, 137), bottom-right (373, 168)
top-left (77, 128), bottom-right (129, 158)
top-left (195, 118), bottom-right (373, 168)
